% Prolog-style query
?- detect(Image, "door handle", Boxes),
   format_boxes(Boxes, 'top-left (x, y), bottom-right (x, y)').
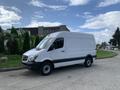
top-left (61, 50), bottom-right (65, 52)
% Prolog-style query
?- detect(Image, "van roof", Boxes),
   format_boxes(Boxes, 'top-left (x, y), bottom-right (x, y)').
top-left (48, 31), bottom-right (93, 38)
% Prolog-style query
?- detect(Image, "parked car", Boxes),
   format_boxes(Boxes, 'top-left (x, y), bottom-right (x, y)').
top-left (22, 31), bottom-right (96, 75)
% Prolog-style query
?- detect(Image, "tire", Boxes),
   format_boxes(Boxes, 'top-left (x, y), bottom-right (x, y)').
top-left (40, 62), bottom-right (53, 75)
top-left (84, 57), bottom-right (93, 67)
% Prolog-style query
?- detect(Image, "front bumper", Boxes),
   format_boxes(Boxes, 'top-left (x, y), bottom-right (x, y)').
top-left (22, 61), bottom-right (42, 70)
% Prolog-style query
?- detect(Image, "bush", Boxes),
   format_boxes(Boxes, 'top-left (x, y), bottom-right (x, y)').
top-left (10, 26), bottom-right (18, 37)
top-left (35, 35), bottom-right (40, 47)
top-left (23, 32), bottom-right (30, 53)
top-left (6, 38), bottom-right (19, 54)
top-left (0, 34), bottom-right (5, 53)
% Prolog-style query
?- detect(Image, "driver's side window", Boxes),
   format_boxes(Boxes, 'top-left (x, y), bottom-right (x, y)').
top-left (48, 38), bottom-right (64, 51)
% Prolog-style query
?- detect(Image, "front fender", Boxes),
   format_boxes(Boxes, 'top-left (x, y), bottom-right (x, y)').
top-left (35, 57), bottom-right (53, 63)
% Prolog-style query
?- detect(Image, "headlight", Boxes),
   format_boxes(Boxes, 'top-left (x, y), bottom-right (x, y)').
top-left (28, 55), bottom-right (38, 62)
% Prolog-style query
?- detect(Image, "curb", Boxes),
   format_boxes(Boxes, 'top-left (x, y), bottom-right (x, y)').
top-left (0, 67), bottom-right (26, 72)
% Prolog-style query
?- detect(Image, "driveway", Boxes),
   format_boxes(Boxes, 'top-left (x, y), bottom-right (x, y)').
top-left (0, 51), bottom-right (120, 90)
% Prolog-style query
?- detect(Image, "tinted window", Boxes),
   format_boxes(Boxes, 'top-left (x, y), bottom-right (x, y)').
top-left (48, 38), bottom-right (64, 51)
top-left (54, 38), bottom-right (64, 49)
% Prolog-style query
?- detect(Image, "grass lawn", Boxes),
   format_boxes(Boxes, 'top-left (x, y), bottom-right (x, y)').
top-left (0, 55), bottom-right (22, 68)
top-left (97, 50), bottom-right (117, 59)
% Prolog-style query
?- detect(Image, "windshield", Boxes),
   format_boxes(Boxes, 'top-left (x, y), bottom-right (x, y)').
top-left (36, 38), bottom-right (53, 49)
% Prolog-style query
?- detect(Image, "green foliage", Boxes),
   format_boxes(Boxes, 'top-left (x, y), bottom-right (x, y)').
top-left (13, 39), bottom-right (19, 54)
top-left (35, 35), bottom-right (40, 47)
top-left (23, 32), bottom-right (30, 53)
top-left (0, 34), bottom-right (5, 53)
top-left (6, 38), bottom-right (19, 54)
top-left (30, 36), bottom-right (36, 48)
top-left (0, 55), bottom-right (22, 68)
top-left (113, 27), bottom-right (120, 48)
top-left (0, 26), bottom-right (4, 53)
top-left (10, 26), bottom-right (18, 37)
top-left (6, 38), bottom-right (12, 54)
top-left (0, 26), bottom-right (3, 33)
top-left (96, 44), bottom-right (101, 49)
top-left (109, 27), bottom-right (120, 49)
top-left (97, 50), bottom-right (117, 59)
top-left (5, 32), bottom-right (11, 39)
top-left (39, 36), bottom-right (45, 41)
top-left (0, 26), bottom-right (47, 55)
top-left (109, 39), bottom-right (117, 46)
top-left (100, 42), bottom-right (108, 49)
top-left (34, 36), bottom-right (45, 47)
top-left (18, 35), bottom-right (24, 55)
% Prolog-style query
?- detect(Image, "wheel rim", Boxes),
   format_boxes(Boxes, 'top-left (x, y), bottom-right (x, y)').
top-left (87, 60), bottom-right (91, 66)
top-left (43, 65), bottom-right (51, 74)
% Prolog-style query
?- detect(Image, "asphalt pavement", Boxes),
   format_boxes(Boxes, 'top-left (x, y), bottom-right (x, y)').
top-left (0, 51), bottom-right (120, 90)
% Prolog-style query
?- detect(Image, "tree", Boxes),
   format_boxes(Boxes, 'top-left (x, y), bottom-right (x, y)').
top-left (112, 27), bottom-right (120, 48)
top-left (35, 36), bottom-right (40, 47)
top-left (100, 42), bottom-right (108, 49)
top-left (23, 32), bottom-right (30, 52)
top-left (5, 32), bottom-right (11, 39)
top-left (13, 39), bottom-right (19, 54)
top-left (109, 27), bottom-right (120, 49)
top-left (96, 44), bottom-right (101, 50)
top-left (11, 26), bottom-right (18, 37)
top-left (39, 36), bottom-right (44, 41)
top-left (30, 36), bottom-right (36, 48)
top-left (6, 38), bottom-right (19, 54)
top-left (18, 35), bottom-right (23, 55)
top-left (6, 38), bottom-right (13, 54)
top-left (0, 27), bottom-right (5, 53)
top-left (109, 39), bottom-right (117, 46)
top-left (0, 34), bottom-right (4, 53)
top-left (0, 26), bottom-right (3, 33)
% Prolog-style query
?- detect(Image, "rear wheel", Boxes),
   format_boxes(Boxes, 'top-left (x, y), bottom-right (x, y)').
top-left (84, 57), bottom-right (93, 67)
top-left (40, 62), bottom-right (53, 75)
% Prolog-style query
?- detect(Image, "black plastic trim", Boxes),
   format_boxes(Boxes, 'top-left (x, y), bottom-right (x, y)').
top-left (53, 55), bottom-right (96, 63)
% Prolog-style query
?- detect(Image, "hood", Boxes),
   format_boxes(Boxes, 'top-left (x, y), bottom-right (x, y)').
top-left (23, 48), bottom-right (45, 57)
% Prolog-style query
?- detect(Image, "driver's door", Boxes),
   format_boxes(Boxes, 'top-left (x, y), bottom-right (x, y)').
top-left (48, 38), bottom-right (66, 61)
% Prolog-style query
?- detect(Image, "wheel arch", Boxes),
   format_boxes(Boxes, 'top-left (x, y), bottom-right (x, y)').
top-left (86, 54), bottom-right (93, 63)
top-left (42, 60), bottom-right (54, 69)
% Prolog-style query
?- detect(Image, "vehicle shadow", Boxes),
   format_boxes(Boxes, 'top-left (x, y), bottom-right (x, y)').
top-left (21, 63), bottom-right (98, 77)
top-left (53, 63), bottom-right (98, 74)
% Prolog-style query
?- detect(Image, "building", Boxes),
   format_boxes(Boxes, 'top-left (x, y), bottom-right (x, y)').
top-left (16, 25), bottom-right (70, 36)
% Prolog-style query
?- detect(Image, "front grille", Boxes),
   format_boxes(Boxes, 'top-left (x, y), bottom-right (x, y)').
top-left (22, 55), bottom-right (28, 61)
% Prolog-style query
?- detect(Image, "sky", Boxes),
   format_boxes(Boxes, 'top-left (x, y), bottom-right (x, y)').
top-left (0, 0), bottom-right (120, 43)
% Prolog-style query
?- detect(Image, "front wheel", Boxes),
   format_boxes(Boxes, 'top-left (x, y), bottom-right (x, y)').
top-left (40, 62), bottom-right (53, 75)
top-left (84, 57), bottom-right (93, 67)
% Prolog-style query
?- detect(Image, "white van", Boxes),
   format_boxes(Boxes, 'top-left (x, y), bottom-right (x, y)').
top-left (22, 31), bottom-right (96, 75)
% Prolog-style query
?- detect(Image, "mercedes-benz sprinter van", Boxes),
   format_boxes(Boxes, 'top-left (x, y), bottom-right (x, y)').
top-left (22, 31), bottom-right (96, 75)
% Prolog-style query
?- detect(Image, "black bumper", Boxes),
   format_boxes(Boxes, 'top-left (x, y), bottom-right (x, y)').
top-left (22, 61), bottom-right (42, 70)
